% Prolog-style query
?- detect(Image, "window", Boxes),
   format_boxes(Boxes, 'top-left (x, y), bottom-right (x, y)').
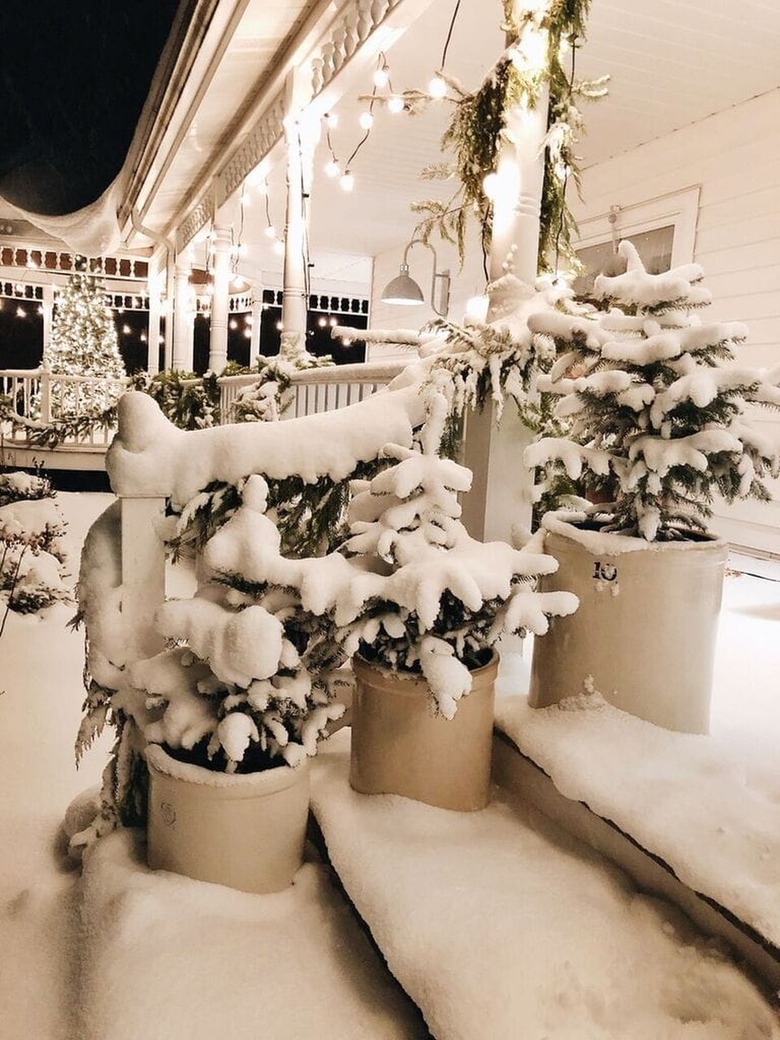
top-left (572, 186), bottom-right (700, 295)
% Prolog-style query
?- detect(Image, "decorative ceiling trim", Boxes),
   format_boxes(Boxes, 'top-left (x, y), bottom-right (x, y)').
top-left (177, 197), bottom-right (215, 253)
top-left (310, 0), bottom-right (399, 99)
top-left (217, 88), bottom-right (287, 205)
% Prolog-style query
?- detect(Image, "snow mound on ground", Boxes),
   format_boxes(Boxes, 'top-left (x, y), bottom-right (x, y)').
top-left (78, 828), bottom-right (428, 1040)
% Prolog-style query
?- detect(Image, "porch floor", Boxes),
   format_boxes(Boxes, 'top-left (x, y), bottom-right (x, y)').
top-left (0, 493), bottom-right (777, 1038)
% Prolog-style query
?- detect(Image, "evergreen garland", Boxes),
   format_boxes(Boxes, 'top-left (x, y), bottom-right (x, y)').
top-left (167, 457), bottom-right (390, 562)
top-left (409, 0), bottom-right (605, 272)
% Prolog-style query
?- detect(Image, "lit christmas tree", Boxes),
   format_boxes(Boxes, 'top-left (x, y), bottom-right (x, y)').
top-left (45, 257), bottom-right (126, 419)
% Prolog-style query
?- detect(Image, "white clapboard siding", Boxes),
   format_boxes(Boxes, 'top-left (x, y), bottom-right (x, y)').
top-left (574, 87), bottom-right (780, 554)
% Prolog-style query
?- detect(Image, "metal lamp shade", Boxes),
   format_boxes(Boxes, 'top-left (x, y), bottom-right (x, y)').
top-left (380, 265), bottom-right (425, 305)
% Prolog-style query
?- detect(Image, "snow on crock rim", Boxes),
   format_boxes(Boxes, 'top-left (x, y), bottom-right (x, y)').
top-left (541, 510), bottom-right (729, 556)
top-left (145, 743), bottom-right (309, 789)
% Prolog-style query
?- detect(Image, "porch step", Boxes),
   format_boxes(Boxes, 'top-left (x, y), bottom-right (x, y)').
top-left (310, 730), bottom-right (779, 1040)
top-left (493, 692), bottom-right (780, 989)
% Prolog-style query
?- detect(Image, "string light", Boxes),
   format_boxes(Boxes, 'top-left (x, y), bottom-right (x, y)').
top-left (387, 94), bottom-right (404, 114)
top-left (323, 52), bottom-right (390, 186)
top-left (428, 74), bottom-right (447, 98)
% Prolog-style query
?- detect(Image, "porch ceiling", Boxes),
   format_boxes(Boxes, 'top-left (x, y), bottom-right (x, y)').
top-left (2, 0), bottom-right (780, 275)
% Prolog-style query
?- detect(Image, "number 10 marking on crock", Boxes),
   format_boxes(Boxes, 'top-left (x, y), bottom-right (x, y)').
top-left (593, 561), bottom-right (618, 582)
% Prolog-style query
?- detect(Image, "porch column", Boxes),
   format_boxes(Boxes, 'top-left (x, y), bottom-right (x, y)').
top-left (41, 283), bottom-right (54, 358)
top-left (486, 11), bottom-right (549, 315)
top-left (208, 225), bottom-right (232, 373)
top-left (147, 272), bottom-right (162, 375)
top-left (249, 288), bottom-right (263, 364)
top-left (463, 3), bottom-right (550, 543)
top-left (172, 254), bottom-right (194, 372)
top-left (280, 117), bottom-right (319, 358)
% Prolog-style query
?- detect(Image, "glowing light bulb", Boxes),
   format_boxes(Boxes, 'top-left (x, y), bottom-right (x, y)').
top-left (243, 328), bottom-right (252, 339)
top-left (265, 225), bottom-right (277, 239)
top-left (16, 306), bottom-right (26, 318)
top-left (359, 111), bottom-right (374, 131)
top-left (229, 319), bottom-right (238, 330)
top-left (428, 74), bottom-right (447, 98)
top-left (482, 172), bottom-right (498, 199)
top-left (324, 112), bottom-right (338, 129)
top-left (122, 324), bottom-right (131, 334)
top-left (273, 239), bottom-right (285, 256)
top-left (387, 94), bottom-right (404, 114)
top-left (373, 65), bottom-right (390, 89)
top-left (325, 159), bottom-right (340, 178)
top-left (340, 170), bottom-right (355, 192)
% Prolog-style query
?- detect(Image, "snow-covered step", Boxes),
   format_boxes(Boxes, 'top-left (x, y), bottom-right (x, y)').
top-left (310, 730), bottom-right (779, 1040)
top-left (77, 827), bottom-right (430, 1040)
top-left (494, 692), bottom-right (780, 989)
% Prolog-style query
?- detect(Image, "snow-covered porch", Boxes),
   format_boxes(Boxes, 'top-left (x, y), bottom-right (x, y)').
top-left (0, 492), bottom-right (778, 1038)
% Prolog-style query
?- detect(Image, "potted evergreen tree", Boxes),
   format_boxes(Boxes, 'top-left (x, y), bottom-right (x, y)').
top-left (79, 475), bottom-right (349, 893)
top-left (524, 240), bottom-right (780, 732)
top-left (337, 392), bottom-right (578, 810)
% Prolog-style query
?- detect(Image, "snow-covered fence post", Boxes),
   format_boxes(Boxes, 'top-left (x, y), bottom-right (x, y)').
top-left (118, 495), bottom-right (167, 661)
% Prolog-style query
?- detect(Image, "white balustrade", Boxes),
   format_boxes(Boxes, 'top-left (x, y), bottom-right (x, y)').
top-left (0, 366), bottom-right (126, 448)
top-left (217, 359), bottom-right (406, 423)
top-left (1, 358), bottom-right (406, 457)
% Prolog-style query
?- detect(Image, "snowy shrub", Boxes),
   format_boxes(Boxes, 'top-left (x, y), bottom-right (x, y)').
top-left (0, 470), bottom-right (55, 506)
top-left (525, 241), bottom-right (780, 540)
top-left (0, 474), bottom-right (69, 633)
top-left (337, 392), bottom-right (578, 718)
top-left (129, 369), bottom-right (221, 429)
top-left (73, 474), bottom-right (351, 844)
top-left (230, 350), bottom-right (333, 424)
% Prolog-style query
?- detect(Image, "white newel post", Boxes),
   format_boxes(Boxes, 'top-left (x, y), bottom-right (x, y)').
top-left (120, 496), bottom-right (167, 661)
top-left (462, 7), bottom-right (550, 543)
top-left (39, 361), bottom-right (52, 425)
top-left (172, 254), bottom-right (194, 372)
top-left (209, 225), bottom-right (232, 373)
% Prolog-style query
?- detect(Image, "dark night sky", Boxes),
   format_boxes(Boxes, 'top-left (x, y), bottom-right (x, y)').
top-left (0, 1), bottom-right (179, 215)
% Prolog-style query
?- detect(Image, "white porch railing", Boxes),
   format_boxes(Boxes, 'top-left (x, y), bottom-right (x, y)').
top-left (0, 367), bottom-right (127, 448)
top-left (218, 359), bottom-right (407, 422)
top-left (0, 360), bottom-right (408, 452)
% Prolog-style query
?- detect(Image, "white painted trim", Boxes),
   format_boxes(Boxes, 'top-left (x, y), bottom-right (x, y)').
top-left (576, 185), bottom-right (701, 266)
